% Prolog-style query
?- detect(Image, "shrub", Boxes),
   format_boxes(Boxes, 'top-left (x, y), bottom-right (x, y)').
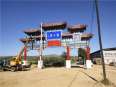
top-left (43, 56), bottom-right (65, 67)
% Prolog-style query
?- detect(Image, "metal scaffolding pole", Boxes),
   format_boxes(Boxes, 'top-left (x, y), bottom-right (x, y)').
top-left (38, 23), bottom-right (43, 69)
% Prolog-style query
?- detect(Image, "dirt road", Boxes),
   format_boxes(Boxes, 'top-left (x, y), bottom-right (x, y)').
top-left (0, 65), bottom-right (116, 87)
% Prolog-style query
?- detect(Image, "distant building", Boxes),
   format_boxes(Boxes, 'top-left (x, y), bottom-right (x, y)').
top-left (91, 47), bottom-right (116, 64)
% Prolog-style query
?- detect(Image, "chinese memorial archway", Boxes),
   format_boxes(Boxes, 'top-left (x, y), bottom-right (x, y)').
top-left (20, 21), bottom-right (93, 69)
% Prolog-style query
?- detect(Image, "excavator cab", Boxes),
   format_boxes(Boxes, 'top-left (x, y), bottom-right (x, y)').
top-left (10, 57), bottom-right (22, 66)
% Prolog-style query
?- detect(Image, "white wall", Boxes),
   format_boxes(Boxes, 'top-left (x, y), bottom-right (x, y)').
top-left (103, 50), bottom-right (116, 64)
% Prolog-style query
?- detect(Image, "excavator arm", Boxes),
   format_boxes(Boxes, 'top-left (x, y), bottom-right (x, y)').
top-left (16, 46), bottom-right (26, 60)
top-left (10, 46), bottom-right (26, 66)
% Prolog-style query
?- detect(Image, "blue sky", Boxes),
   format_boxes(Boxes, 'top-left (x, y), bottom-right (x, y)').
top-left (0, 0), bottom-right (116, 56)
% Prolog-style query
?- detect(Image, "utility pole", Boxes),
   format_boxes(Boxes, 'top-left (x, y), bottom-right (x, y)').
top-left (95, 0), bottom-right (106, 80)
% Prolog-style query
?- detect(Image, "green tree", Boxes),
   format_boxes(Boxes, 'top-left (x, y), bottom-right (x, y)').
top-left (78, 48), bottom-right (86, 64)
top-left (61, 52), bottom-right (66, 59)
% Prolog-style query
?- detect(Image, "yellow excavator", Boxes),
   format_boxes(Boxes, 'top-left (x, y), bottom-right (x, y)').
top-left (2, 46), bottom-right (31, 72)
top-left (10, 46), bottom-right (25, 71)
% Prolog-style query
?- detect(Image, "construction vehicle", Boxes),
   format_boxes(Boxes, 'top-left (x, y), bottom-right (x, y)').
top-left (1, 46), bottom-right (31, 72)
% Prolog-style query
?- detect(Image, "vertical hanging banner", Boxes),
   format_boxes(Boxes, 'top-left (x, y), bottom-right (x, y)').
top-left (46, 30), bottom-right (62, 46)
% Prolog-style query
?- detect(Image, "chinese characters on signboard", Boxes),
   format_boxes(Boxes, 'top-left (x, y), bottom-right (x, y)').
top-left (46, 30), bottom-right (62, 46)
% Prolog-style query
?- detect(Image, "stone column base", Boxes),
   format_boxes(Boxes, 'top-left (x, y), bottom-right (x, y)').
top-left (66, 60), bottom-right (71, 68)
top-left (38, 60), bottom-right (43, 69)
top-left (22, 60), bottom-right (27, 65)
top-left (86, 60), bottom-right (92, 69)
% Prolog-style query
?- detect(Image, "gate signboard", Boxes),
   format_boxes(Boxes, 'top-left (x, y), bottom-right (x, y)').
top-left (73, 33), bottom-right (81, 42)
top-left (61, 40), bottom-right (88, 47)
top-left (46, 30), bottom-right (62, 46)
top-left (46, 30), bottom-right (62, 41)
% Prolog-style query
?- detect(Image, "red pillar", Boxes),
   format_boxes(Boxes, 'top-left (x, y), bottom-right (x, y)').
top-left (24, 47), bottom-right (27, 61)
top-left (86, 46), bottom-right (90, 60)
top-left (66, 46), bottom-right (70, 60)
top-left (85, 46), bottom-right (92, 68)
top-left (66, 46), bottom-right (71, 68)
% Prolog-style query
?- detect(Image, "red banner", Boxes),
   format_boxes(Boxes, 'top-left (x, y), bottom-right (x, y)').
top-left (47, 40), bottom-right (61, 47)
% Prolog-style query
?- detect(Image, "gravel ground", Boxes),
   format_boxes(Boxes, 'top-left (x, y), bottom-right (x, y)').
top-left (0, 65), bottom-right (116, 87)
